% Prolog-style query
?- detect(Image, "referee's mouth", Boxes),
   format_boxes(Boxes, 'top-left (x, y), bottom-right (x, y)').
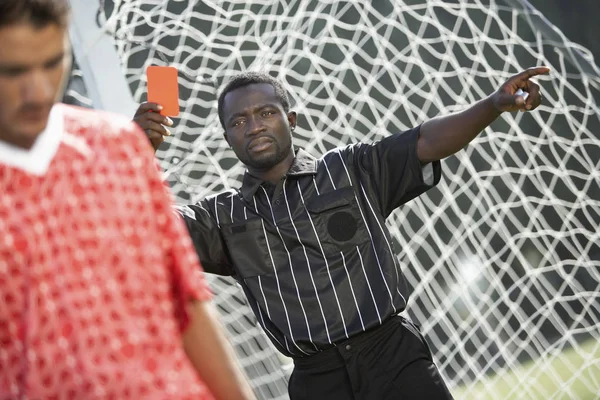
top-left (247, 136), bottom-right (275, 153)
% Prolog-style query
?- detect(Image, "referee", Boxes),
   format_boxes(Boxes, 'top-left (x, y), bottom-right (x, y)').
top-left (134, 69), bottom-right (547, 399)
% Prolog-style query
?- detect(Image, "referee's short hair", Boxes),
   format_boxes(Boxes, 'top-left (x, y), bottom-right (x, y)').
top-left (0, 0), bottom-right (70, 29)
top-left (218, 72), bottom-right (291, 130)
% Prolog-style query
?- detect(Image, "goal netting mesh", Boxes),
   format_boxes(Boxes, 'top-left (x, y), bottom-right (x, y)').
top-left (65, 0), bottom-right (600, 398)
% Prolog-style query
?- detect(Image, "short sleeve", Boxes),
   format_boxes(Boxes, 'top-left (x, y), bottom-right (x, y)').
top-left (124, 122), bottom-right (213, 331)
top-left (357, 125), bottom-right (442, 217)
top-left (177, 203), bottom-right (235, 277)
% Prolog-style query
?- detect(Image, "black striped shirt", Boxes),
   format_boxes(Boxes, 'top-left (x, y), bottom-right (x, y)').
top-left (180, 126), bottom-right (441, 357)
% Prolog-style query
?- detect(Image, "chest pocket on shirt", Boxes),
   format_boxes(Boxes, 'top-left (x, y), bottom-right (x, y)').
top-left (221, 218), bottom-right (270, 278)
top-left (305, 186), bottom-right (369, 252)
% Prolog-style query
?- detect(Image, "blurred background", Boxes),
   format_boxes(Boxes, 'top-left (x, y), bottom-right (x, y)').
top-left (527, 0), bottom-right (599, 66)
top-left (64, 1), bottom-right (600, 399)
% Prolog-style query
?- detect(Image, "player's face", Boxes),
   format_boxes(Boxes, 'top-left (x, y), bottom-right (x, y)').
top-left (222, 83), bottom-right (296, 171)
top-left (0, 22), bottom-right (72, 149)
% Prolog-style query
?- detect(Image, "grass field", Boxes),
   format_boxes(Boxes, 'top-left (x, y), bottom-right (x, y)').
top-left (452, 339), bottom-right (600, 400)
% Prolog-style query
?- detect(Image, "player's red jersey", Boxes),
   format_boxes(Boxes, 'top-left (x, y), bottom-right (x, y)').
top-left (0, 104), bottom-right (214, 399)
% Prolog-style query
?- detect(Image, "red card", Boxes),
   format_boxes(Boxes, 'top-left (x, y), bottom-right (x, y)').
top-left (147, 66), bottom-right (180, 116)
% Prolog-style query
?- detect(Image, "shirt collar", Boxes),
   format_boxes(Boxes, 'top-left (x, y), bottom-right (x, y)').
top-left (240, 148), bottom-right (317, 202)
top-left (0, 104), bottom-right (64, 175)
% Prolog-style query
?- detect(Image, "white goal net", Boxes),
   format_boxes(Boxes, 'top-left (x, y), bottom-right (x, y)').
top-left (65, 0), bottom-right (600, 399)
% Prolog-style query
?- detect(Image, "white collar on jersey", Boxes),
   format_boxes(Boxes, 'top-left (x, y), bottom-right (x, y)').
top-left (0, 104), bottom-right (64, 176)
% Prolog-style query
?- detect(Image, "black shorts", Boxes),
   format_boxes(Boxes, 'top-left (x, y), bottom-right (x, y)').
top-left (288, 315), bottom-right (454, 400)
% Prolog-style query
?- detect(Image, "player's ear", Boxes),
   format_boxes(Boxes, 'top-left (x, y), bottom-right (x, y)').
top-left (223, 131), bottom-right (231, 147)
top-left (287, 111), bottom-right (297, 131)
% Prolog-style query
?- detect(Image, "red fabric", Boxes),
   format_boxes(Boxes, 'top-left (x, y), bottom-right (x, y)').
top-left (0, 104), bottom-right (214, 399)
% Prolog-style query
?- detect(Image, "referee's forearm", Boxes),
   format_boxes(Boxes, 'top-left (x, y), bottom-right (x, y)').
top-left (417, 95), bottom-right (502, 163)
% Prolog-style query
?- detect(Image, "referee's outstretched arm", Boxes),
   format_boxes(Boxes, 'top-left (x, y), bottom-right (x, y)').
top-left (417, 66), bottom-right (550, 164)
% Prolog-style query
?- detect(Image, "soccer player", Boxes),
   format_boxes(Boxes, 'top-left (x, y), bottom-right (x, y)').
top-left (135, 68), bottom-right (547, 399)
top-left (0, 1), bottom-right (255, 399)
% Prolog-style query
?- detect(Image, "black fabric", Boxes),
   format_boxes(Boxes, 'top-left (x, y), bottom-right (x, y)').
top-left (289, 316), bottom-right (454, 400)
top-left (327, 210), bottom-right (357, 241)
top-left (178, 204), bottom-right (234, 276)
top-left (362, 123), bottom-right (431, 218)
top-left (180, 126), bottom-right (443, 357)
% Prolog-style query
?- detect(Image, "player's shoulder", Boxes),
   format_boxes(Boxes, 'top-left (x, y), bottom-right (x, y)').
top-left (59, 103), bottom-right (142, 141)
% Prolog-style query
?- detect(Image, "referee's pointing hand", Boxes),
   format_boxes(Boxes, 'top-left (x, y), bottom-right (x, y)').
top-left (492, 66), bottom-right (550, 113)
top-left (133, 102), bottom-right (174, 152)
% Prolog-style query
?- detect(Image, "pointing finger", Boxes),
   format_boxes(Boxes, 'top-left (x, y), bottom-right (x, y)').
top-left (511, 66), bottom-right (551, 84)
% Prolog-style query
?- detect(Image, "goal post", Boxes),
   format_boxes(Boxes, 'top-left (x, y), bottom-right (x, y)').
top-left (66, 1), bottom-right (600, 399)
top-left (67, 0), bottom-right (137, 117)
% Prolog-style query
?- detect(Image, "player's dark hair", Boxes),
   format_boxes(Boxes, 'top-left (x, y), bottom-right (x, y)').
top-left (218, 72), bottom-right (291, 130)
top-left (0, 0), bottom-right (70, 29)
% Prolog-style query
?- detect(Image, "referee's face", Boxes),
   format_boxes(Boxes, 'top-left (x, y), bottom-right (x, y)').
top-left (0, 22), bottom-right (72, 149)
top-left (223, 83), bottom-right (296, 172)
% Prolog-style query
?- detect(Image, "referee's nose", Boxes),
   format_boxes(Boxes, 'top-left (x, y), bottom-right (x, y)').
top-left (246, 114), bottom-right (267, 137)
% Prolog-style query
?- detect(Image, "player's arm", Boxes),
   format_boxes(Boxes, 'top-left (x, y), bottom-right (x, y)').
top-left (183, 300), bottom-right (257, 400)
top-left (417, 66), bottom-right (549, 164)
top-left (127, 121), bottom-right (254, 399)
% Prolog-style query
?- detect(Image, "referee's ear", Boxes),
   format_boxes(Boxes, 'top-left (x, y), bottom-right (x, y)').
top-left (287, 111), bottom-right (297, 132)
